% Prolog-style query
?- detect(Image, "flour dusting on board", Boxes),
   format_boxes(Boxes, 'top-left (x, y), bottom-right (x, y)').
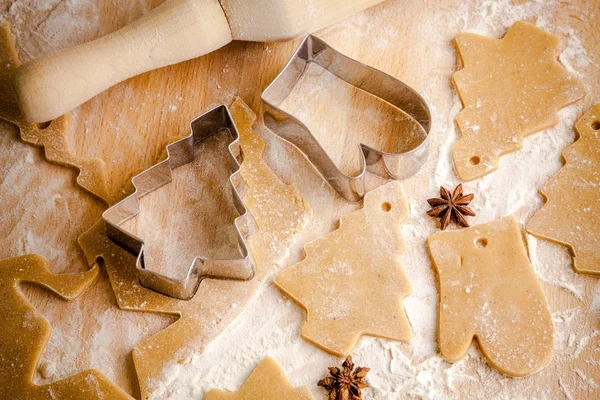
top-left (6, 0), bottom-right (99, 59)
top-left (1, 0), bottom-right (599, 399)
top-left (4, 0), bottom-right (157, 59)
top-left (153, 0), bottom-right (597, 398)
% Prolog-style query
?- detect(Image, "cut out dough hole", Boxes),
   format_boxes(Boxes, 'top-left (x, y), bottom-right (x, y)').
top-left (381, 202), bottom-right (392, 212)
top-left (36, 121), bottom-right (51, 130)
top-left (469, 156), bottom-right (481, 165)
top-left (592, 121), bottom-right (600, 130)
top-left (475, 238), bottom-right (488, 248)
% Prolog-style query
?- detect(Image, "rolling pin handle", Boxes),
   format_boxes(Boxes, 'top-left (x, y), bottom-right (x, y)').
top-left (11, 0), bottom-right (232, 123)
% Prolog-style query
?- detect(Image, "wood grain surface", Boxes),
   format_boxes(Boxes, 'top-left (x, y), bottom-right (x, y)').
top-left (1, 0), bottom-right (599, 398)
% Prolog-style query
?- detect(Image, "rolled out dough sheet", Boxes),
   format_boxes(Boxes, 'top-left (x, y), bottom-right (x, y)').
top-left (0, 22), bottom-right (112, 203)
top-left (78, 98), bottom-right (310, 397)
top-left (0, 255), bottom-right (130, 399)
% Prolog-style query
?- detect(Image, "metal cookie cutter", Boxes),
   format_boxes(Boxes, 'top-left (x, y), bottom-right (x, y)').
top-left (102, 105), bottom-right (256, 300)
top-left (262, 35), bottom-right (431, 202)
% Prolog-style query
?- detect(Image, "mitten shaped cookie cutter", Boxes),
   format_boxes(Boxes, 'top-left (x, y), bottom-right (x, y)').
top-left (103, 105), bottom-right (256, 300)
top-left (262, 35), bottom-right (431, 201)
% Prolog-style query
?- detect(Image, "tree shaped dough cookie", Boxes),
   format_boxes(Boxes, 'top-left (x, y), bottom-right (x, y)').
top-left (452, 21), bottom-right (585, 181)
top-left (527, 104), bottom-right (600, 275)
top-left (205, 357), bottom-right (313, 400)
top-left (427, 216), bottom-right (554, 377)
top-left (274, 181), bottom-right (412, 356)
top-left (0, 255), bottom-right (130, 399)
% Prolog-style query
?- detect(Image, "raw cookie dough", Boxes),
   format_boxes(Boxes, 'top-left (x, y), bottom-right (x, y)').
top-left (427, 216), bottom-right (554, 377)
top-left (230, 97), bottom-right (310, 268)
top-left (0, 255), bottom-right (130, 399)
top-left (527, 104), bottom-right (600, 275)
top-left (274, 181), bottom-right (412, 356)
top-left (0, 22), bottom-right (111, 203)
top-left (204, 357), bottom-right (314, 400)
top-left (78, 98), bottom-right (310, 398)
top-left (452, 21), bottom-right (585, 181)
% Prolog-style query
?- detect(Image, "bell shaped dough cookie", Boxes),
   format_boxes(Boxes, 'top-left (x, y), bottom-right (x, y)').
top-left (452, 21), bottom-right (585, 181)
top-left (274, 181), bottom-right (412, 356)
top-left (527, 104), bottom-right (600, 275)
top-left (427, 216), bottom-right (554, 377)
top-left (204, 357), bottom-right (313, 400)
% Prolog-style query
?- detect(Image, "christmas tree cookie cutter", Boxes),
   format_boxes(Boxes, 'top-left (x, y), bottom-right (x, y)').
top-left (102, 104), bottom-right (256, 300)
top-left (262, 35), bottom-right (431, 201)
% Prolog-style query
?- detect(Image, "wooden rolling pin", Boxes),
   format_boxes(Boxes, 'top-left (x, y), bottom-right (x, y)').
top-left (11, 0), bottom-right (384, 123)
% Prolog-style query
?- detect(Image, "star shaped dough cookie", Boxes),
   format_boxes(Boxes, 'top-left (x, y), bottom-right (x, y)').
top-left (452, 21), bottom-right (586, 181)
top-left (274, 181), bottom-right (412, 356)
top-left (527, 104), bottom-right (600, 274)
top-left (204, 357), bottom-right (313, 400)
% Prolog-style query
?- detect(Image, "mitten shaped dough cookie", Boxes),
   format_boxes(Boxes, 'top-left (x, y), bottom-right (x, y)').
top-left (427, 216), bottom-right (554, 377)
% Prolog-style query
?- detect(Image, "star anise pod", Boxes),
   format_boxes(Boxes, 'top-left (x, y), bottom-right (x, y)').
top-left (318, 356), bottom-right (369, 400)
top-left (427, 184), bottom-right (476, 230)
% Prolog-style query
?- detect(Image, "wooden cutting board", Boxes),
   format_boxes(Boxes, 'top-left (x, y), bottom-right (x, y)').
top-left (1, 0), bottom-right (599, 398)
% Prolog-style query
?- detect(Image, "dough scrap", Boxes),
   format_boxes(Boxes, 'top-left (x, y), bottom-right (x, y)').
top-left (0, 107), bottom-right (176, 395)
top-left (0, 22), bottom-right (112, 203)
top-left (1, 19), bottom-right (309, 395)
top-left (452, 21), bottom-right (585, 181)
top-left (427, 216), bottom-right (554, 377)
top-left (78, 98), bottom-right (309, 397)
top-left (527, 104), bottom-right (600, 275)
top-left (230, 97), bottom-right (310, 268)
top-left (0, 255), bottom-right (130, 399)
top-left (204, 357), bottom-right (314, 400)
top-left (274, 181), bottom-right (412, 356)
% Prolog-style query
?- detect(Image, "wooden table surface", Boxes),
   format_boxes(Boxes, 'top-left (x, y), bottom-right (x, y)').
top-left (0, 0), bottom-right (599, 398)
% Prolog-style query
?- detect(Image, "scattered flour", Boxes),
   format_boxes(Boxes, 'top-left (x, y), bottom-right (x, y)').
top-left (154, 0), bottom-right (598, 398)
top-left (592, 281), bottom-right (600, 317)
top-left (528, 235), bottom-right (586, 300)
top-left (2, 0), bottom-right (598, 399)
